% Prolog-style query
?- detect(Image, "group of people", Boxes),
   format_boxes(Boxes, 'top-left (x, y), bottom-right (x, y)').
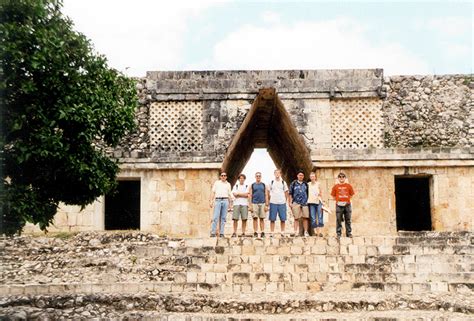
top-left (209, 169), bottom-right (355, 239)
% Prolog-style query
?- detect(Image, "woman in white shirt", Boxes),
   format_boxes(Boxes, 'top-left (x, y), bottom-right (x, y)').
top-left (308, 172), bottom-right (324, 237)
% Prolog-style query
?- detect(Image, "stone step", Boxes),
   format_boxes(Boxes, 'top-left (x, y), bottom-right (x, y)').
top-left (180, 271), bottom-right (474, 284)
top-left (1, 291), bottom-right (472, 318)
top-left (134, 244), bottom-right (474, 257)
top-left (1, 280), bottom-right (472, 297)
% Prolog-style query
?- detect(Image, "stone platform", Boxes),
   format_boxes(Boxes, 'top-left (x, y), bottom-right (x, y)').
top-left (0, 231), bottom-right (472, 319)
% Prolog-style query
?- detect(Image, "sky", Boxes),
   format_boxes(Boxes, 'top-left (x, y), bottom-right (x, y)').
top-left (62, 0), bottom-right (473, 182)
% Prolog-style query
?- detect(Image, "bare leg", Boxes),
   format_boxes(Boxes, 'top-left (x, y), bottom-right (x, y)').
top-left (270, 221), bottom-right (275, 233)
top-left (259, 218), bottom-right (264, 232)
top-left (242, 220), bottom-right (247, 235)
top-left (280, 221), bottom-right (286, 233)
top-left (294, 219), bottom-right (299, 235)
top-left (233, 220), bottom-right (238, 234)
top-left (253, 218), bottom-right (258, 233)
top-left (303, 218), bottom-right (309, 233)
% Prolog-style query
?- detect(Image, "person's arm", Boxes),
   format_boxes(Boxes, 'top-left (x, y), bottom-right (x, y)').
top-left (349, 185), bottom-right (355, 197)
top-left (264, 186), bottom-right (269, 210)
top-left (232, 185), bottom-right (239, 198)
top-left (288, 182), bottom-right (293, 206)
top-left (228, 183), bottom-right (233, 209)
top-left (248, 185), bottom-right (253, 212)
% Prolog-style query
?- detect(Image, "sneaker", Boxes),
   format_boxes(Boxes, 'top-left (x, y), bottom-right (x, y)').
top-left (210, 234), bottom-right (216, 238)
top-left (280, 233), bottom-right (285, 238)
top-left (336, 235), bottom-right (341, 240)
top-left (219, 234), bottom-right (225, 238)
top-left (304, 231), bottom-right (310, 237)
top-left (289, 233), bottom-right (295, 237)
top-left (254, 232), bottom-right (258, 237)
top-left (347, 234), bottom-right (353, 238)
top-left (240, 233), bottom-right (245, 237)
top-left (231, 233), bottom-right (237, 238)
top-left (269, 233), bottom-right (273, 238)
top-left (319, 233), bottom-right (323, 237)
top-left (261, 232), bottom-right (265, 238)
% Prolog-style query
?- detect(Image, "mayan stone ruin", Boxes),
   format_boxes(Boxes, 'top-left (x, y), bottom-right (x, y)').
top-left (27, 69), bottom-right (473, 237)
top-left (2, 69), bottom-right (473, 319)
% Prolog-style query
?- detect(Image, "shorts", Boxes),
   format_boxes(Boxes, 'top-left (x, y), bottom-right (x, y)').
top-left (232, 205), bottom-right (248, 220)
top-left (269, 203), bottom-right (287, 222)
top-left (252, 203), bottom-right (266, 219)
top-left (291, 203), bottom-right (309, 220)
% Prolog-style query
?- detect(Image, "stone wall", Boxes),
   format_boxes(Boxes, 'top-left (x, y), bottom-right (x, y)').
top-left (316, 166), bottom-right (474, 235)
top-left (110, 71), bottom-right (473, 165)
top-left (24, 69), bottom-right (474, 236)
top-left (383, 75), bottom-right (473, 148)
top-left (26, 165), bottom-right (473, 236)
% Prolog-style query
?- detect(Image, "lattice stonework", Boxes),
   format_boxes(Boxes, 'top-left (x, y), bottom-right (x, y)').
top-left (149, 101), bottom-right (203, 152)
top-left (330, 98), bottom-right (384, 149)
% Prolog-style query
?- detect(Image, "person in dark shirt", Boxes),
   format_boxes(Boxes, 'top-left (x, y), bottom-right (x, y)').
top-left (248, 172), bottom-right (269, 238)
top-left (289, 170), bottom-right (310, 237)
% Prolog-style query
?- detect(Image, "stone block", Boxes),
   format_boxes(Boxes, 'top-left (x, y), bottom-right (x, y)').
top-left (348, 245), bottom-right (359, 255)
top-left (197, 273), bottom-right (206, 283)
top-left (311, 244), bottom-right (326, 255)
top-left (366, 246), bottom-right (378, 256)
top-left (290, 246), bottom-right (303, 255)
top-left (205, 272), bottom-right (216, 284)
top-left (233, 272), bottom-right (250, 284)
top-left (241, 264), bottom-right (252, 273)
top-left (266, 282), bottom-right (278, 293)
top-left (187, 272), bottom-right (198, 283)
top-left (242, 245), bottom-right (255, 255)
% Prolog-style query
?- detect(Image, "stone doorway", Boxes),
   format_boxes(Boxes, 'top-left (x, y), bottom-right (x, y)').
top-left (222, 88), bottom-right (313, 185)
top-left (104, 180), bottom-right (141, 230)
top-left (395, 176), bottom-right (432, 231)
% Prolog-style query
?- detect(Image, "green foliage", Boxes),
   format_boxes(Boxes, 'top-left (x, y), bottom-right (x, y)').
top-left (0, 0), bottom-right (138, 235)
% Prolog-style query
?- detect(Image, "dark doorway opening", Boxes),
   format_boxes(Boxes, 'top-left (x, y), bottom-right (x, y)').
top-left (105, 180), bottom-right (140, 230)
top-left (395, 176), bottom-right (432, 231)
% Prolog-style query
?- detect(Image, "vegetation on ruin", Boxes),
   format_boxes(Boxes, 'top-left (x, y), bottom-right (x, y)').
top-left (0, 0), bottom-right (138, 235)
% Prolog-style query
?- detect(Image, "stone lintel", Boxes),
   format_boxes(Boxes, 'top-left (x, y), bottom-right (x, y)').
top-left (145, 69), bottom-right (383, 97)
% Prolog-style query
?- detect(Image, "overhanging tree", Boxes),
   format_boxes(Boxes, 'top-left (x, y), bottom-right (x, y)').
top-left (0, 0), bottom-right (138, 234)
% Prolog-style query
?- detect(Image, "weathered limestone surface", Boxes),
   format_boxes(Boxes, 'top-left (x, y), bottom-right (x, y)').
top-left (0, 232), bottom-right (472, 319)
top-left (25, 69), bottom-right (473, 236)
top-left (112, 70), bottom-right (473, 163)
top-left (383, 75), bottom-right (473, 148)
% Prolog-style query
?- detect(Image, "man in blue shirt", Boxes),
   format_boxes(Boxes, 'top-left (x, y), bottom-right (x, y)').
top-left (248, 172), bottom-right (269, 238)
top-left (289, 170), bottom-right (310, 237)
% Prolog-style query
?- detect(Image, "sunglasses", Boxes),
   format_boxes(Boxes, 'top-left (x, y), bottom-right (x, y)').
top-left (220, 174), bottom-right (227, 177)
top-left (338, 176), bottom-right (346, 178)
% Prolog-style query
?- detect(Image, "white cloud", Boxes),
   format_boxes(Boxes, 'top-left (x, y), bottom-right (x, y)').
top-left (62, 0), bottom-right (224, 76)
top-left (200, 17), bottom-right (431, 75)
top-left (261, 11), bottom-right (281, 24)
top-left (423, 16), bottom-right (471, 37)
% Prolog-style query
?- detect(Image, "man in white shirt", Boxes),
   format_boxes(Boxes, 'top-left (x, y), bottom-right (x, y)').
top-left (268, 169), bottom-right (289, 237)
top-left (209, 171), bottom-right (232, 237)
top-left (231, 174), bottom-right (249, 237)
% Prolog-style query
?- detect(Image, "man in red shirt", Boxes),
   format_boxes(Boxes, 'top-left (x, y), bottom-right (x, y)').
top-left (330, 172), bottom-right (355, 239)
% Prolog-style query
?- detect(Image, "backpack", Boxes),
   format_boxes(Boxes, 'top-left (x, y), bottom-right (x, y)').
top-left (270, 180), bottom-right (286, 191)
top-left (234, 183), bottom-right (248, 191)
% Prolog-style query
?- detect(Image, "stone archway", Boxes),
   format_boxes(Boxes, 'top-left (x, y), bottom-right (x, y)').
top-left (222, 88), bottom-right (313, 184)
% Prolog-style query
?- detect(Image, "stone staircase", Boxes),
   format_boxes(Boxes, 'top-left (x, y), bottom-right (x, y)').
top-left (0, 231), bottom-right (473, 319)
